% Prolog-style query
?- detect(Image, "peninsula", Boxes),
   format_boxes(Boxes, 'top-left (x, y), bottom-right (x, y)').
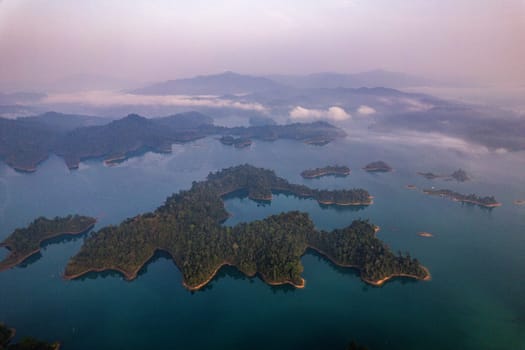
top-left (63, 165), bottom-right (429, 289)
top-left (418, 169), bottom-right (470, 182)
top-left (423, 188), bottom-right (501, 208)
top-left (300, 165), bottom-right (350, 179)
top-left (0, 215), bottom-right (96, 272)
top-left (363, 161), bottom-right (393, 172)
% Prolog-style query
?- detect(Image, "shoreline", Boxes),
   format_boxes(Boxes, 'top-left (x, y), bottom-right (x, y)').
top-left (0, 222), bottom-right (96, 272)
top-left (317, 197), bottom-right (373, 206)
top-left (301, 170), bottom-right (350, 179)
top-left (64, 248), bottom-right (161, 281)
top-left (307, 246), bottom-right (430, 287)
top-left (363, 167), bottom-right (393, 172)
top-left (422, 190), bottom-right (502, 208)
top-left (68, 255), bottom-right (306, 291)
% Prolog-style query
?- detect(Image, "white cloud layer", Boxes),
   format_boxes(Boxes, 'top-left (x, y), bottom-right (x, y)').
top-left (357, 105), bottom-right (376, 115)
top-left (42, 91), bottom-right (267, 112)
top-left (289, 106), bottom-right (351, 121)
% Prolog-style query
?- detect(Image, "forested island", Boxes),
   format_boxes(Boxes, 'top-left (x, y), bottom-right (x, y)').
top-left (0, 323), bottom-right (60, 350)
top-left (0, 112), bottom-right (346, 172)
top-left (63, 164), bottom-right (428, 289)
top-left (363, 161), bottom-right (392, 172)
top-left (418, 169), bottom-right (470, 182)
top-left (219, 136), bottom-right (253, 148)
top-left (301, 165), bottom-right (350, 179)
top-left (0, 215), bottom-right (96, 272)
top-left (423, 189), bottom-right (501, 208)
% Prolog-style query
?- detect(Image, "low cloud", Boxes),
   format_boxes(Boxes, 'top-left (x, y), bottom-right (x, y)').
top-left (42, 91), bottom-right (267, 112)
top-left (377, 97), bottom-right (434, 112)
top-left (289, 106), bottom-right (351, 121)
top-left (357, 105), bottom-right (376, 116)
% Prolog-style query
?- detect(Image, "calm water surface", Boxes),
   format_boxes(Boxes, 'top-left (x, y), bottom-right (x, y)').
top-left (0, 137), bottom-right (524, 349)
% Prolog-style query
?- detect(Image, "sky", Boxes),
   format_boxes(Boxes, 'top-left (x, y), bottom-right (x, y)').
top-left (0, 0), bottom-right (524, 90)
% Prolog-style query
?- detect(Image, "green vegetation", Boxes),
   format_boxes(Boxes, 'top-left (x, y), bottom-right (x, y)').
top-left (363, 161), bottom-right (392, 172)
top-left (417, 172), bottom-right (442, 180)
top-left (450, 169), bottom-right (470, 182)
top-left (0, 113), bottom-right (345, 171)
top-left (219, 136), bottom-right (252, 148)
top-left (301, 165), bottom-right (350, 179)
top-left (423, 188), bottom-right (501, 208)
top-left (0, 323), bottom-right (59, 350)
top-left (418, 169), bottom-right (470, 182)
top-left (0, 324), bottom-right (14, 349)
top-left (0, 215), bottom-right (96, 272)
top-left (64, 164), bottom-right (428, 289)
top-left (307, 221), bottom-right (428, 283)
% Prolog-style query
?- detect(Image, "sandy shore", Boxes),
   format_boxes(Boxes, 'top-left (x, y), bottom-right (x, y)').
top-left (308, 246), bottom-right (431, 287)
top-left (418, 232), bottom-right (434, 238)
top-left (184, 261), bottom-right (306, 291)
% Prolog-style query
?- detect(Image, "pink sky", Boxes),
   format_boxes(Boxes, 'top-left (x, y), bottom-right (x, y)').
top-left (0, 0), bottom-right (524, 90)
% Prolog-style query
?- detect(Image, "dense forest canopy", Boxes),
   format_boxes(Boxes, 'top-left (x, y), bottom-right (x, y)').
top-left (63, 165), bottom-right (428, 289)
top-left (0, 215), bottom-right (96, 271)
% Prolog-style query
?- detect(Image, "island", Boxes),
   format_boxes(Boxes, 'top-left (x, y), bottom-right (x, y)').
top-left (63, 164), bottom-right (429, 289)
top-left (0, 112), bottom-right (346, 172)
top-left (363, 161), bottom-right (393, 172)
top-left (422, 188), bottom-right (501, 208)
top-left (219, 136), bottom-right (252, 148)
top-left (418, 232), bottom-right (434, 238)
top-left (418, 169), bottom-right (470, 182)
top-left (450, 169), bottom-right (470, 182)
top-left (300, 165), bottom-right (350, 179)
top-left (0, 215), bottom-right (96, 272)
top-left (0, 323), bottom-right (60, 350)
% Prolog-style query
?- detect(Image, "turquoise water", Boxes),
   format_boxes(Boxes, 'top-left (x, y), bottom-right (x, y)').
top-left (0, 137), bottom-right (524, 349)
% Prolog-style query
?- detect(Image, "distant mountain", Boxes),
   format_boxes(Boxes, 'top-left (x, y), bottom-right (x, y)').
top-left (154, 111), bottom-right (214, 129)
top-left (267, 70), bottom-right (436, 89)
top-left (130, 71), bottom-right (285, 95)
top-left (0, 111), bottom-right (346, 172)
top-left (21, 111), bottom-right (110, 132)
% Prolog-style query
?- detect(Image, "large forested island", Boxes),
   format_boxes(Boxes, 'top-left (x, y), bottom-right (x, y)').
top-left (63, 164), bottom-right (428, 289)
top-left (0, 112), bottom-right (346, 172)
top-left (300, 165), bottom-right (350, 179)
top-left (423, 189), bottom-right (501, 208)
top-left (0, 215), bottom-right (96, 272)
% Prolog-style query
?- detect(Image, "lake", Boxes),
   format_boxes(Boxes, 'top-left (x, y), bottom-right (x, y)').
top-left (0, 136), bottom-right (524, 349)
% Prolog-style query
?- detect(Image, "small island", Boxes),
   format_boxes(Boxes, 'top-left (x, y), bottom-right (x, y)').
top-left (0, 215), bottom-right (96, 272)
top-left (63, 164), bottom-right (428, 289)
top-left (0, 323), bottom-right (60, 350)
top-left (219, 136), bottom-right (253, 148)
top-left (418, 232), bottom-right (434, 238)
top-left (363, 161), bottom-right (393, 172)
top-left (423, 188), bottom-right (501, 208)
top-left (418, 169), bottom-right (470, 182)
top-left (300, 165), bottom-right (350, 179)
